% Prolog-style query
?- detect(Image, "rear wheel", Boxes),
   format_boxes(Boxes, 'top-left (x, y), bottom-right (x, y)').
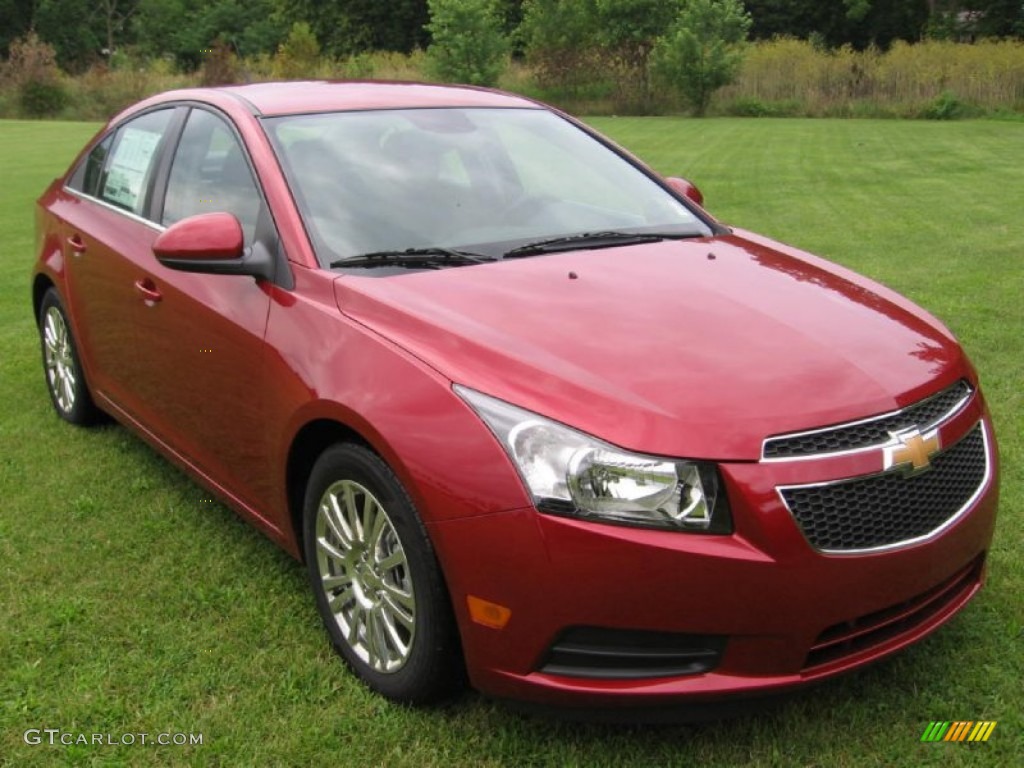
top-left (303, 443), bottom-right (461, 704)
top-left (39, 288), bottom-right (103, 426)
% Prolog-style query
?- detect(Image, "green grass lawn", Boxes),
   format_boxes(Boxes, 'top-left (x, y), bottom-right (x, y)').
top-left (1, 117), bottom-right (1021, 767)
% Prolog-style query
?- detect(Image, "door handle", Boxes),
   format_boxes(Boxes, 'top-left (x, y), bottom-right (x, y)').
top-left (134, 278), bottom-right (162, 304)
top-left (67, 235), bottom-right (87, 255)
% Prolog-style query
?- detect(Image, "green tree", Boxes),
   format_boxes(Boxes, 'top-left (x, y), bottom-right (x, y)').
top-left (743, 1), bottom-right (933, 49)
top-left (651, 0), bottom-right (752, 115)
top-left (518, 0), bottom-right (599, 91)
top-left (134, 0), bottom-right (284, 70)
top-left (34, 0), bottom-right (102, 71)
top-left (279, 0), bottom-right (431, 56)
top-left (273, 21), bottom-right (320, 78)
top-left (426, 0), bottom-right (510, 86)
top-left (1, 0), bottom-right (38, 58)
top-left (592, 0), bottom-right (683, 103)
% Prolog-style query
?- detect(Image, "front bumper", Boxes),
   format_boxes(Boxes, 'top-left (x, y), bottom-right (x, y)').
top-left (426, 403), bottom-right (998, 708)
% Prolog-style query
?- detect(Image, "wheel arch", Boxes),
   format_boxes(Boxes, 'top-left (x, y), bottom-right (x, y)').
top-left (32, 273), bottom-right (57, 327)
top-left (285, 418), bottom-right (372, 563)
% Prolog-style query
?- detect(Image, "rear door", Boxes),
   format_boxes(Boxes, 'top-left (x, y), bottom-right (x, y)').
top-left (59, 108), bottom-right (177, 417)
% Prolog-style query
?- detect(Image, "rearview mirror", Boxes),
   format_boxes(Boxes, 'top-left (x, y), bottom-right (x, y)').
top-left (153, 212), bottom-right (273, 281)
top-left (665, 176), bottom-right (704, 207)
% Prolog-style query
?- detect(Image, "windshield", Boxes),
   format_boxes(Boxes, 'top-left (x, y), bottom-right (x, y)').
top-left (262, 107), bottom-right (712, 265)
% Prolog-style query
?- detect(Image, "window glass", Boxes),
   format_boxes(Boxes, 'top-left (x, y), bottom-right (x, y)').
top-left (162, 109), bottom-right (261, 244)
top-left (264, 108), bottom-right (709, 264)
top-left (99, 109), bottom-right (173, 215)
top-left (67, 133), bottom-right (113, 196)
top-left (82, 135), bottom-right (113, 197)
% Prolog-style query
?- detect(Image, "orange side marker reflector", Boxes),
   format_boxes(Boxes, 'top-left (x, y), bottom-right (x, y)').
top-left (467, 595), bottom-right (512, 629)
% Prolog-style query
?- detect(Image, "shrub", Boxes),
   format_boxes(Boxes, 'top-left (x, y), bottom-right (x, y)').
top-left (201, 39), bottom-right (241, 86)
top-left (3, 32), bottom-right (68, 117)
top-left (920, 90), bottom-right (975, 120)
top-left (19, 79), bottom-right (69, 117)
top-left (426, 0), bottom-right (509, 86)
top-left (723, 96), bottom-right (800, 117)
top-left (273, 22), bottom-right (321, 80)
top-left (651, 0), bottom-right (752, 116)
top-left (519, 0), bottom-right (604, 94)
top-left (591, 0), bottom-right (683, 109)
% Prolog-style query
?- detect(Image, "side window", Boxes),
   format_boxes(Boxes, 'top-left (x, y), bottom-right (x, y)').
top-left (98, 109), bottom-right (174, 215)
top-left (67, 133), bottom-right (114, 196)
top-left (162, 109), bottom-right (261, 245)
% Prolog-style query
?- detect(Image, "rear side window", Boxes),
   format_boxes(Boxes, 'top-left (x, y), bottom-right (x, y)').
top-left (99, 109), bottom-right (174, 215)
top-left (67, 110), bottom-right (174, 216)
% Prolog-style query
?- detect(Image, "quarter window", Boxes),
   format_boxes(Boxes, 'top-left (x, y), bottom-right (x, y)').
top-left (67, 133), bottom-right (114, 197)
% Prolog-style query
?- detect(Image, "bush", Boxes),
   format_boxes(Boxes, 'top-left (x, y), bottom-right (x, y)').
top-left (201, 39), bottom-right (241, 86)
top-left (68, 63), bottom-right (195, 121)
top-left (920, 90), bottom-right (975, 120)
top-left (519, 0), bottom-right (604, 94)
top-left (3, 32), bottom-right (68, 117)
top-left (426, 0), bottom-right (509, 86)
top-left (273, 22), bottom-right (321, 80)
top-left (651, 0), bottom-right (752, 116)
top-left (19, 79), bottom-right (69, 117)
top-left (723, 96), bottom-right (800, 117)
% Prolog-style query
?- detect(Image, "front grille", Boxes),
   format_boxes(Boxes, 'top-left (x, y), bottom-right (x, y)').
top-left (780, 423), bottom-right (987, 552)
top-left (540, 627), bottom-right (726, 680)
top-left (764, 379), bottom-right (972, 459)
top-left (804, 555), bottom-right (983, 669)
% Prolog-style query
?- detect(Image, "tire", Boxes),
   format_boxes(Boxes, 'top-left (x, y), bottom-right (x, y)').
top-left (303, 443), bottom-right (462, 704)
top-left (38, 288), bottom-right (103, 426)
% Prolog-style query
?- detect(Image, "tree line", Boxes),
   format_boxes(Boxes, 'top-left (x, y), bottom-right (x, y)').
top-left (2, 0), bottom-right (1022, 73)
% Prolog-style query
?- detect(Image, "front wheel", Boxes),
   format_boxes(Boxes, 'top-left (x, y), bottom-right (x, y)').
top-left (303, 443), bottom-right (461, 704)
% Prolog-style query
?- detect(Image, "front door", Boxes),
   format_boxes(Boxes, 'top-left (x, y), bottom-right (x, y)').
top-left (131, 107), bottom-right (275, 513)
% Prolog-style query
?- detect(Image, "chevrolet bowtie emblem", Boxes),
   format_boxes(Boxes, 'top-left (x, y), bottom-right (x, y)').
top-left (884, 426), bottom-right (941, 475)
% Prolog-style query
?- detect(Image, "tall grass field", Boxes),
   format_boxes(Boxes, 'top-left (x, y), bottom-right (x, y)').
top-left (0, 117), bottom-right (1021, 766)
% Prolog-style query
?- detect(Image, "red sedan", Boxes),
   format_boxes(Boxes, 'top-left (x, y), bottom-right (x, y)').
top-left (33, 82), bottom-right (998, 712)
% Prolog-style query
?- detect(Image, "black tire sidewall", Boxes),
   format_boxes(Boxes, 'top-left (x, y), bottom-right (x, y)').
top-left (39, 288), bottom-right (100, 426)
top-left (302, 442), bottom-right (459, 704)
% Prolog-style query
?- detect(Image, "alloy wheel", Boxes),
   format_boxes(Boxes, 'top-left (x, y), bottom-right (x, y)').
top-left (43, 305), bottom-right (77, 414)
top-left (314, 479), bottom-right (416, 673)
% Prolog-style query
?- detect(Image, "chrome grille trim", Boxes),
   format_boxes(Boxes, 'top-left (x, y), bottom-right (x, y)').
top-left (777, 421), bottom-right (991, 555)
top-left (762, 380), bottom-right (973, 462)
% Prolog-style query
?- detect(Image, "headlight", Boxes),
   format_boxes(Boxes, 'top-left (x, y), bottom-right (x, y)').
top-left (455, 386), bottom-right (731, 533)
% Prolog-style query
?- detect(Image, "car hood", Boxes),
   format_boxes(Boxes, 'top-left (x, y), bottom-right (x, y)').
top-left (334, 231), bottom-right (967, 460)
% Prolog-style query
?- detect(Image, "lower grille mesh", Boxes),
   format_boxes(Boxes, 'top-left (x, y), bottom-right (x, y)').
top-left (781, 424), bottom-right (987, 552)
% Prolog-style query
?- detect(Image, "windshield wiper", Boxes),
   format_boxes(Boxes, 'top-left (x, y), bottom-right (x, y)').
top-left (503, 231), bottom-right (694, 259)
top-left (330, 247), bottom-right (495, 269)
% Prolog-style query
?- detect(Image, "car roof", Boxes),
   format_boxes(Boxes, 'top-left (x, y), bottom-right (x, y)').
top-left (183, 81), bottom-right (540, 117)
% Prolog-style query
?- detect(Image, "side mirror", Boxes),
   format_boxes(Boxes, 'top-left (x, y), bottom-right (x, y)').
top-left (153, 212), bottom-right (273, 281)
top-left (665, 176), bottom-right (704, 207)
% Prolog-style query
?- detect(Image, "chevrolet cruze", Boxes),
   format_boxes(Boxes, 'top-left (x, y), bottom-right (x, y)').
top-left (32, 82), bottom-right (999, 711)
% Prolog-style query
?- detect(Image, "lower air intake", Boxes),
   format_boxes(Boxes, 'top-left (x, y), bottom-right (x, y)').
top-left (540, 627), bottom-right (726, 680)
